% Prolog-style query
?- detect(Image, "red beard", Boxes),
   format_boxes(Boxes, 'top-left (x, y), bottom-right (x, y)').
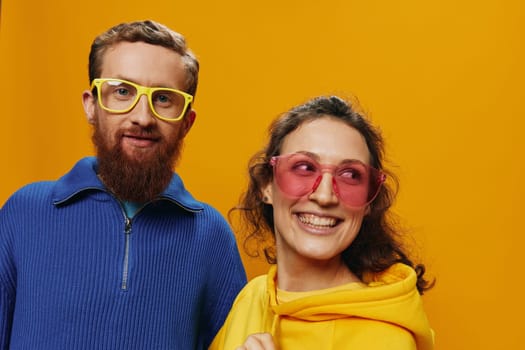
top-left (92, 123), bottom-right (184, 202)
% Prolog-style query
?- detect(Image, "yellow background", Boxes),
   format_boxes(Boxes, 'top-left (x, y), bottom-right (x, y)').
top-left (1, 1), bottom-right (523, 348)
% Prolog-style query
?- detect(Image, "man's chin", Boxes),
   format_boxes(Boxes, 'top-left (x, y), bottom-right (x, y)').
top-left (121, 147), bottom-right (158, 163)
top-left (97, 153), bottom-right (174, 202)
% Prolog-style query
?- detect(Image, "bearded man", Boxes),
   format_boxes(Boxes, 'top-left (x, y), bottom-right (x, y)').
top-left (0, 20), bottom-right (246, 350)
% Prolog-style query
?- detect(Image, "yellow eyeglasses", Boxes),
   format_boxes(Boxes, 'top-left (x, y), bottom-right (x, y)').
top-left (90, 78), bottom-right (194, 122)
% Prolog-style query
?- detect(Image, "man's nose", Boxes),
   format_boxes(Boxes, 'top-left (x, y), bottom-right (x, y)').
top-left (129, 94), bottom-right (156, 125)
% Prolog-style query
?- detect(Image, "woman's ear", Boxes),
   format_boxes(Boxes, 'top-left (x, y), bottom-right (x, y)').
top-left (261, 183), bottom-right (273, 204)
top-left (82, 90), bottom-right (96, 125)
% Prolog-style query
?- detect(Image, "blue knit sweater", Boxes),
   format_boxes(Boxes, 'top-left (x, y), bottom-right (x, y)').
top-left (0, 157), bottom-right (247, 349)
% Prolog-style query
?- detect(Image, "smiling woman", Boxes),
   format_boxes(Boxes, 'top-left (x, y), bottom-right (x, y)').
top-left (210, 95), bottom-right (435, 350)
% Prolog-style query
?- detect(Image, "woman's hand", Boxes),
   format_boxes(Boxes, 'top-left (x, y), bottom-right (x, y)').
top-left (234, 333), bottom-right (276, 350)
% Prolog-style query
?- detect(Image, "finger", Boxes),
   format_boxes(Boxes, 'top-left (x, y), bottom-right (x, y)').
top-left (238, 333), bottom-right (276, 350)
top-left (253, 333), bottom-right (275, 349)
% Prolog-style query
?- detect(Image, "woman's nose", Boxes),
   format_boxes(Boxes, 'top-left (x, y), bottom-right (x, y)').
top-left (308, 173), bottom-right (339, 206)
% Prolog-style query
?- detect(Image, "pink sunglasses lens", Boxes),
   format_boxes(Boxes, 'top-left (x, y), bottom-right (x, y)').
top-left (334, 165), bottom-right (384, 206)
top-left (272, 155), bottom-right (321, 198)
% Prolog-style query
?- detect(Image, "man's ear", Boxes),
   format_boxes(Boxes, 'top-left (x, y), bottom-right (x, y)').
top-left (262, 182), bottom-right (274, 205)
top-left (82, 90), bottom-right (96, 125)
top-left (181, 109), bottom-right (196, 137)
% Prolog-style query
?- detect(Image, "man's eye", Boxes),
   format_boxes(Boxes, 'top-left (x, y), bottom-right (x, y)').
top-left (116, 88), bottom-right (130, 96)
top-left (155, 94), bottom-right (170, 103)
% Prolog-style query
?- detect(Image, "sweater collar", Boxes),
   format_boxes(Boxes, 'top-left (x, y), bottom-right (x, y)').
top-left (51, 156), bottom-right (203, 212)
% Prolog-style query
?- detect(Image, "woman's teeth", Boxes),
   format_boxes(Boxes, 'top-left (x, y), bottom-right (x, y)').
top-left (298, 214), bottom-right (337, 228)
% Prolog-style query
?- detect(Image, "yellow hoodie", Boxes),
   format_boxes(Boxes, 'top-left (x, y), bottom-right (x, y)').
top-left (210, 263), bottom-right (434, 350)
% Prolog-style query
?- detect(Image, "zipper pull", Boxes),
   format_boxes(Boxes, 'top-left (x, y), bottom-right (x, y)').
top-left (124, 217), bottom-right (132, 234)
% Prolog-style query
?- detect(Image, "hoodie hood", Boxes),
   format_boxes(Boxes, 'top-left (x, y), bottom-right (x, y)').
top-left (267, 263), bottom-right (434, 350)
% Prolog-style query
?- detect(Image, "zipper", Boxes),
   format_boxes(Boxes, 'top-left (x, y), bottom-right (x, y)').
top-left (113, 197), bottom-right (200, 291)
top-left (121, 216), bottom-right (132, 290)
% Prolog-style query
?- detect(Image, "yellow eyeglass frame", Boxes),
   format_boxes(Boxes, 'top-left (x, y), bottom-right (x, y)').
top-left (90, 78), bottom-right (194, 122)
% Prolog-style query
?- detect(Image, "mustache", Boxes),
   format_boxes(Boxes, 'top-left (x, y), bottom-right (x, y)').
top-left (118, 125), bottom-right (161, 139)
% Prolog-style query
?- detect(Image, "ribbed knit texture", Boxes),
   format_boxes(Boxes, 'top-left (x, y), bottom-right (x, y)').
top-left (0, 157), bottom-right (247, 349)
